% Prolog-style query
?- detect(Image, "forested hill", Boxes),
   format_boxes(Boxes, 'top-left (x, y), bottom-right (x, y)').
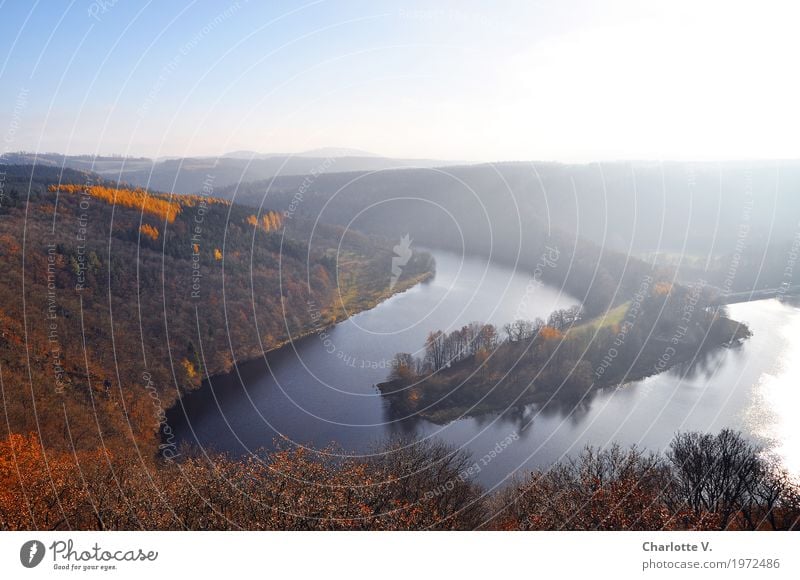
top-left (217, 161), bottom-right (800, 298)
top-left (215, 165), bottom-right (660, 317)
top-left (0, 152), bottom-right (456, 194)
top-left (0, 165), bottom-right (433, 456)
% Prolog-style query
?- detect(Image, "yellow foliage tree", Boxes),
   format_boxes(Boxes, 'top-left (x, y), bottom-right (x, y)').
top-left (265, 211), bottom-right (282, 231)
top-left (49, 184), bottom-right (182, 223)
top-left (249, 211), bottom-right (283, 232)
top-left (139, 223), bottom-right (159, 241)
top-left (182, 358), bottom-right (197, 379)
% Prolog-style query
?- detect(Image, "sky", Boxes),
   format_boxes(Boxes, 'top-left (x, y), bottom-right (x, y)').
top-left (1, 0), bottom-right (799, 163)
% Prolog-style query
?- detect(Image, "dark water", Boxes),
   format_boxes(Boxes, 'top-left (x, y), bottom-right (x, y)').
top-left (168, 251), bottom-right (800, 490)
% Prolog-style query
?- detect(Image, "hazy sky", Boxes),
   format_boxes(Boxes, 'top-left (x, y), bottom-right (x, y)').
top-left (1, 0), bottom-right (798, 162)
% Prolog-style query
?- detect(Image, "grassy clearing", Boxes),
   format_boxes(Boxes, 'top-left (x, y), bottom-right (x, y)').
top-left (570, 301), bottom-right (630, 334)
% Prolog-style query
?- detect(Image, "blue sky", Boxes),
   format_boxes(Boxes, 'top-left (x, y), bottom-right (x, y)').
top-left (1, 1), bottom-right (799, 161)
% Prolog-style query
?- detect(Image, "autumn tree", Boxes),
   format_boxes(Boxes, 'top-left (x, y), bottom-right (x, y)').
top-left (424, 330), bottom-right (447, 371)
top-left (491, 444), bottom-right (706, 531)
top-left (139, 223), bottom-right (159, 240)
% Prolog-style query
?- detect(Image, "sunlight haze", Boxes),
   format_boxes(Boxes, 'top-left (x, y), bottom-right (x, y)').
top-left (2, 0), bottom-right (798, 161)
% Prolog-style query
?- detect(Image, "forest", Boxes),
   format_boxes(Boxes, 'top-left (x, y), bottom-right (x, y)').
top-left (2, 429), bottom-right (797, 530)
top-left (0, 165), bottom-right (433, 460)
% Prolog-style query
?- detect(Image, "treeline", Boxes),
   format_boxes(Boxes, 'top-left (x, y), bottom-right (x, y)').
top-left (380, 282), bottom-right (749, 422)
top-left (393, 306), bottom-right (583, 378)
top-left (494, 429), bottom-right (800, 531)
top-left (2, 429), bottom-right (797, 530)
top-left (0, 434), bottom-right (484, 531)
top-left (47, 183), bottom-right (194, 223)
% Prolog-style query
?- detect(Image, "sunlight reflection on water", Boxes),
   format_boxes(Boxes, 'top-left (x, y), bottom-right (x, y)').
top-left (746, 302), bottom-right (800, 478)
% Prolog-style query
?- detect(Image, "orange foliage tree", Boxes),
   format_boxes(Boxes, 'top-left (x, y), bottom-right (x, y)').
top-left (654, 281), bottom-right (673, 295)
top-left (139, 223), bottom-right (159, 240)
top-left (539, 326), bottom-right (563, 341)
top-left (247, 211), bottom-right (283, 232)
top-left (49, 184), bottom-right (182, 223)
top-left (0, 433), bottom-right (111, 530)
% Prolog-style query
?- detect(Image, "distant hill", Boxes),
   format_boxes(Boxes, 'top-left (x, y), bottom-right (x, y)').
top-left (222, 147), bottom-right (382, 159)
top-left (0, 151), bottom-right (458, 194)
top-left (216, 160), bottom-right (800, 294)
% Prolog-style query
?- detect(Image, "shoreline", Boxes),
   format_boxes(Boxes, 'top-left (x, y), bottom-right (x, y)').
top-left (160, 269), bottom-right (434, 446)
top-left (211, 269), bottom-right (434, 377)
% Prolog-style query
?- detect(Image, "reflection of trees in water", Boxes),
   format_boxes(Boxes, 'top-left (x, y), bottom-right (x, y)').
top-left (668, 342), bottom-right (743, 382)
top-left (384, 403), bottom-right (525, 435)
top-left (536, 394), bottom-right (597, 425)
top-left (384, 382), bottom-right (604, 434)
top-left (384, 408), bottom-right (424, 439)
top-left (492, 395), bottom-right (600, 432)
top-left (392, 394), bottom-right (603, 438)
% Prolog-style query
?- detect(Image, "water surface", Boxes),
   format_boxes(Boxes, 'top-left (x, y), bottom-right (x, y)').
top-left (169, 251), bottom-right (800, 489)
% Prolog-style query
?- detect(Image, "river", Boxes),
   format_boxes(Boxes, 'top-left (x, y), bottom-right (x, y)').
top-left (168, 250), bottom-right (800, 490)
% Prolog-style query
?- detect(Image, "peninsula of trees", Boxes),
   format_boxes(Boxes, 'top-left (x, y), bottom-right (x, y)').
top-left (379, 281), bottom-right (750, 422)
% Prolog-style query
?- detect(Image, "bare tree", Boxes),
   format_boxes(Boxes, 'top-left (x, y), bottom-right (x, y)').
top-left (424, 330), bottom-right (447, 371)
top-left (503, 319), bottom-right (537, 342)
top-left (666, 429), bottom-right (762, 528)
